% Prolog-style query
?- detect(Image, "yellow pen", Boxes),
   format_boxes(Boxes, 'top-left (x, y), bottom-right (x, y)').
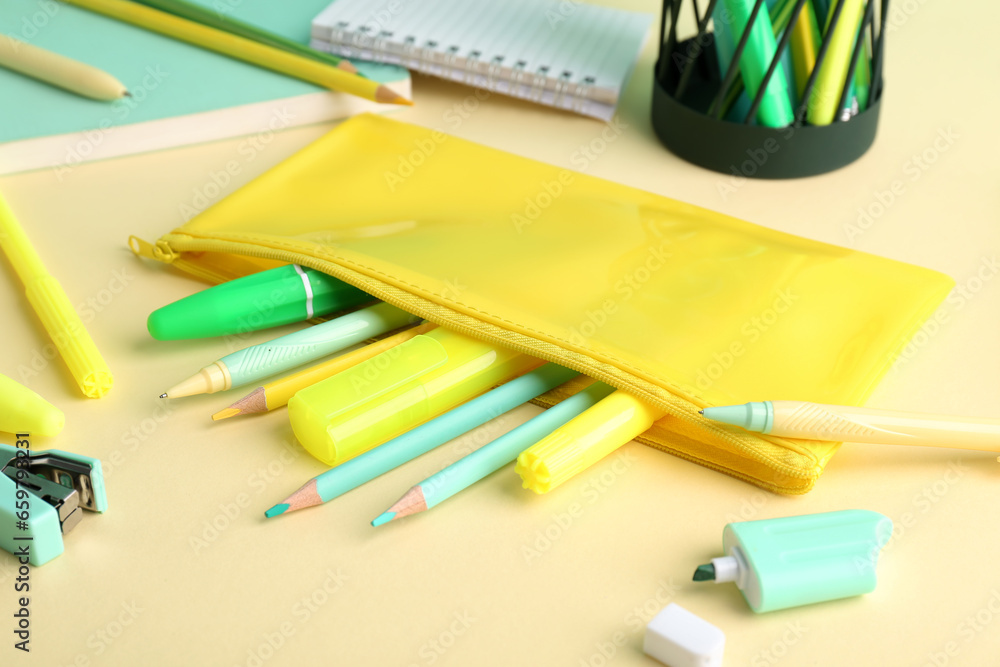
top-left (516, 390), bottom-right (666, 493)
top-left (703, 401), bottom-right (1000, 453)
top-left (0, 193), bottom-right (112, 398)
top-left (0, 35), bottom-right (129, 100)
top-left (0, 374), bottom-right (64, 437)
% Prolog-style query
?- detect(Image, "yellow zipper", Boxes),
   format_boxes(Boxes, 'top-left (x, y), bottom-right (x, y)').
top-left (131, 233), bottom-right (823, 491)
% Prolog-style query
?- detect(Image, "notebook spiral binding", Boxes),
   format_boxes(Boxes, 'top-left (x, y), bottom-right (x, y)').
top-left (311, 26), bottom-right (616, 120)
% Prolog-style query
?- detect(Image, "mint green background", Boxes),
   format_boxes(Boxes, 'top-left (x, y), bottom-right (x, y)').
top-left (0, 0), bottom-right (405, 143)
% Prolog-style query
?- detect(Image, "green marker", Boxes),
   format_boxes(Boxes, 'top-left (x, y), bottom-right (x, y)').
top-left (692, 509), bottom-right (892, 612)
top-left (147, 264), bottom-right (373, 340)
top-left (723, 0), bottom-right (794, 127)
top-left (372, 381), bottom-right (617, 526)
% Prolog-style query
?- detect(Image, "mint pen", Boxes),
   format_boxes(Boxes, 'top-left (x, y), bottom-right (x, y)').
top-left (160, 302), bottom-right (420, 398)
top-left (693, 510), bottom-right (892, 612)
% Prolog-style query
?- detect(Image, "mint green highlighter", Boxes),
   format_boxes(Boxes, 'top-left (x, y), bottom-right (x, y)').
top-left (1, 443), bottom-right (107, 566)
top-left (693, 510), bottom-right (892, 612)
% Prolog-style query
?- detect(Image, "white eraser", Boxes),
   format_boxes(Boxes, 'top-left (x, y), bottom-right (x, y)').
top-left (644, 603), bottom-right (725, 667)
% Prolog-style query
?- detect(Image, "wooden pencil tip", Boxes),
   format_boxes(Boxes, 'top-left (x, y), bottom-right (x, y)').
top-left (374, 485), bottom-right (428, 526)
top-left (374, 84), bottom-right (413, 106)
top-left (216, 386), bottom-right (267, 420)
top-left (158, 393), bottom-right (168, 399)
top-left (212, 407), bottom-right (241, 421)
top-left (337, 60), bottom-right (359, 74)
top-left (266, 479), bottom-right (323, 518)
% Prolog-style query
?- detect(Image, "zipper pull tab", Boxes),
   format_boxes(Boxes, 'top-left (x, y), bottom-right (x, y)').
top-left (129, 236), bottom-right (179, 263)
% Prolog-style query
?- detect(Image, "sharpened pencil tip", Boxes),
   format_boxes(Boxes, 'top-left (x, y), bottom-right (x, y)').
top-left (159, 393), bottom-right (168, 399)
top-left (698, 409), bottom-right (704, 415)
top-left (374, 84), bottom-right (413, 106)
top-left (371, 512), bottom-right (395, 527)
top-left (212, 407), bottom-right (241, 421)
top-left (265, 504), bottom-right (289, 518)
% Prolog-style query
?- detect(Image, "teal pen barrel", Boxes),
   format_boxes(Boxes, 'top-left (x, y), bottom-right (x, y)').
top-left (147, 264), bottom-right (372, 340)
top-left (421, 381), bottom-right (617, 509)
top-left (315, 363), bottom-right (581, 503)
top-left (221, 302), bottom-right (418, 387)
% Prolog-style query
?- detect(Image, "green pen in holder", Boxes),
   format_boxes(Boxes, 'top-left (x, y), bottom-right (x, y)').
top-left (653, 0), bottom-right (888, 178)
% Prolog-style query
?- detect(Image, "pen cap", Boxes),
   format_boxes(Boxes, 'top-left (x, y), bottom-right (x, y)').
top-left (288, 328), bottom-right (537, 465)
top-left (25, 274), bottom-right (114, 398)
top-left (516, 390), bottom-right (665, 493)
top-left (724, 509), bottom-right (892, 612)
top-left (0, 374), bottom-right (64, 437)
top-left (147, 264), bottom-right (372, 340)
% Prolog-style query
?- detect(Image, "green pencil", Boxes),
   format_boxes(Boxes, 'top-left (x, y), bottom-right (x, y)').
top-left (372, 381), bottom-right (616, 526)
top-left (132, 0), bottom-right (361, 74)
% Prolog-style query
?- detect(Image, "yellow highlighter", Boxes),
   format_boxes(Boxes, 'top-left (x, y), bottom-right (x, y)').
top-left (517, 390), bottom-right (666, 494)
top-left (288, 328), bottom-right (542, 466)
top-left (807, 0), bottom-right (865, 126)
top-left (789, 1), bottom-right (821, 100)
top-left (0, 374), bottom-right (64, 437)
top-left (0, 193), bottom-right (112, 398)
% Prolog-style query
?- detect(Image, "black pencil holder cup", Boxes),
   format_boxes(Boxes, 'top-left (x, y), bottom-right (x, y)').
top-left (652, 0), bottom-right (887, 179)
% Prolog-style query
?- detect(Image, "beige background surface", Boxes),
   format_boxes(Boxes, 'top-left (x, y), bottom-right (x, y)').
top-left (2, 1), bottom-right (998, 665)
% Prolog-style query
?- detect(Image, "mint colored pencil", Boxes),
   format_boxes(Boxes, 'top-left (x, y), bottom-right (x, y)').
top-left (132, 0), bottom-right (361, 74)
top-left (265, 363), bottom-right (580, 518)
top-left (372, 381), bottom-right (616, 526)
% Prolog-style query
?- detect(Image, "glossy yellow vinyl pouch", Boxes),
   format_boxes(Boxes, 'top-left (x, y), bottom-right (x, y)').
top-left (132, 114), bottom-right (953, 494)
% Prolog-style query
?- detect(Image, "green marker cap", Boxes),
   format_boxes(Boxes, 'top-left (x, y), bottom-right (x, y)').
top-left (147, 264), bottom-right (373, 340)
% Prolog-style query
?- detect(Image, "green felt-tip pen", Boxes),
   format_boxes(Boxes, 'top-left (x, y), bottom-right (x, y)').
top-left (723, 0), bottom-right (794, 127)
top-left (147, 264), bottom-right (373, 340)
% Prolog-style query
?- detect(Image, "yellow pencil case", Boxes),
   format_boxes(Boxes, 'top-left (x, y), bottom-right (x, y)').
top-left (130, 114), bottom-right (954, 494)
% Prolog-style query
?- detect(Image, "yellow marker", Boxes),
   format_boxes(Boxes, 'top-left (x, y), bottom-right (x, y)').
top-left (0, 35), bottom-right (128, 101)
top-left (788, 1), bottom-right (821, 100)
top-left (807, 0), bottom-right (865, 126)
top-left (517, 390), bottom-right (665, 493)
top-left (0, 374), bottom-right (64, 436)
top-left (288, 328), bottom-right (541, 466)
top-left (62, 0), bottom-right (412, 106)
top-left (0, 193), bottom-right (112, 398)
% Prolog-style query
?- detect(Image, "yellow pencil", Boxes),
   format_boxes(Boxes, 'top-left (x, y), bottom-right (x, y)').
top-left (0, 192), bottom-right (113, 399)
top-left (0, 35), bottom-right (128, 100)
top-left (212, 322), bottom-right (436, 420)
top-left (61, 0), bottom-right (412, 106)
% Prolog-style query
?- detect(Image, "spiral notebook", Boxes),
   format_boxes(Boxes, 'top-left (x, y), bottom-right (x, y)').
top-left (311, 0), bottom-right (652, 120)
